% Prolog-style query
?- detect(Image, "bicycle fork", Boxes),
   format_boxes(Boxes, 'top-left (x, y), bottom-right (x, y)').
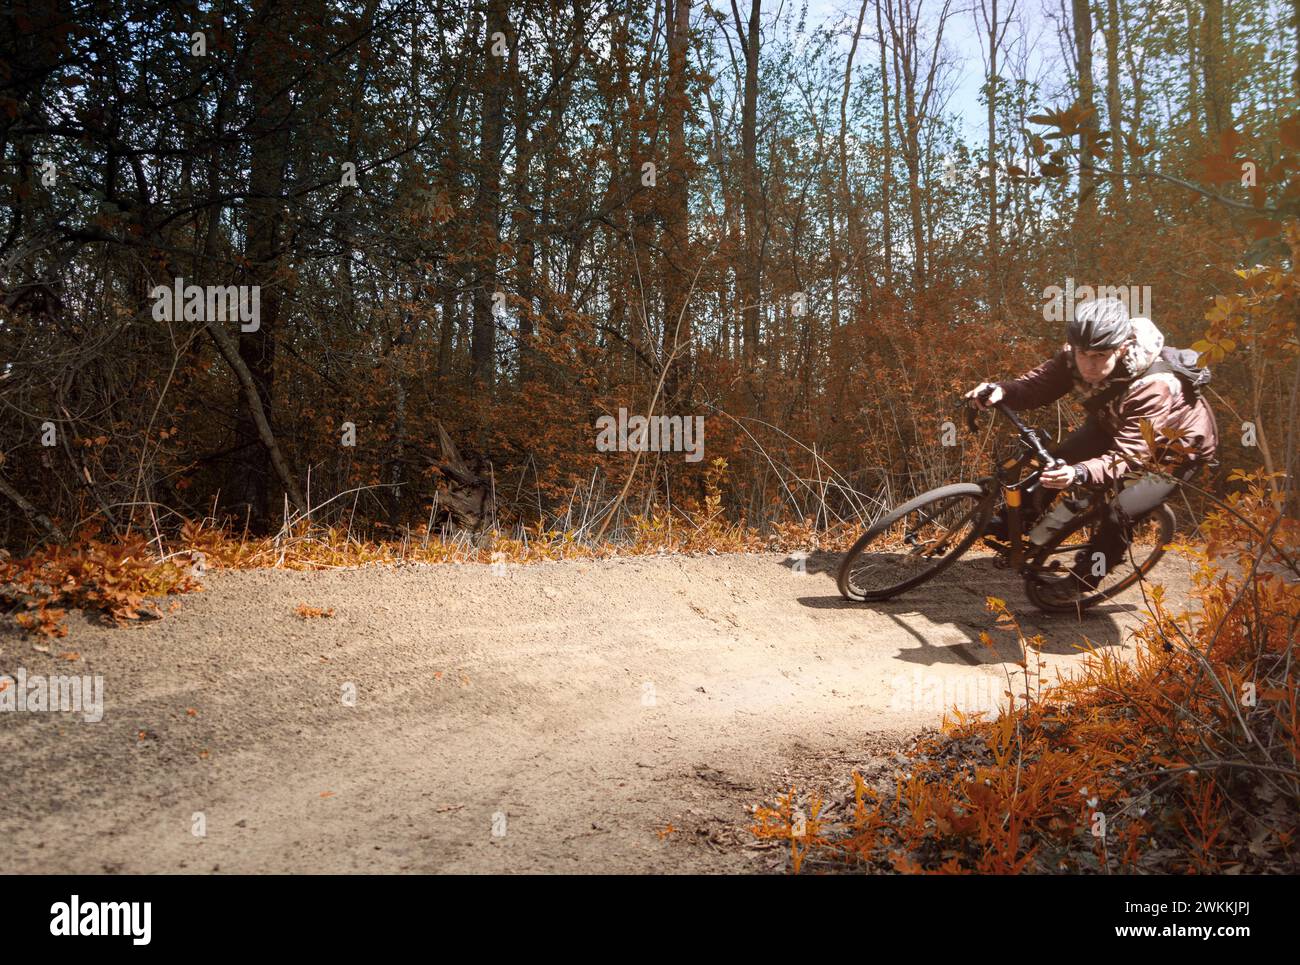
top-left (1004, 484), bottom-right (1026, 570)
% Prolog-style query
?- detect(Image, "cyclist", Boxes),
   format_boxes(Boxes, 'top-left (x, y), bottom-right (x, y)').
top-left (963, 297), bottom-right (1219, 602)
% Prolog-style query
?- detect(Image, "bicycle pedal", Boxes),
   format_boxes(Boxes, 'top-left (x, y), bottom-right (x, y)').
top-left (982, 538), bottom-right (1012, 566)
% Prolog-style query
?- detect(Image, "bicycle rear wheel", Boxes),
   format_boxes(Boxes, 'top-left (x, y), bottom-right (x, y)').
top-left (838, 483), bottom-right (994, 602)
top-left (1024, 502), bottom-right (1176, 612)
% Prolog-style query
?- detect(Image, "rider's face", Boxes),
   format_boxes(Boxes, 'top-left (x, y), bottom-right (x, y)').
top-left (1073, 344), bottom-right (1123, 385)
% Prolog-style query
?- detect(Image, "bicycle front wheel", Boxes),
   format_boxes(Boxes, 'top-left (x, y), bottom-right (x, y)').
top-left (838, 483), bottom-right (994, 602)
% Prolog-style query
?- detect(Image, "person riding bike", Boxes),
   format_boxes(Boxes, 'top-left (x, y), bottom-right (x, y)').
top-left (963, 296), bottom-right (1219, 603)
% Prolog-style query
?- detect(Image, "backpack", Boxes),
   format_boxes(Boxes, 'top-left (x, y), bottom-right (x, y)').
top-left (1081, 345), bottom-right (1212, 415)
top-left (1147, 346), bottom-right (1212, 400)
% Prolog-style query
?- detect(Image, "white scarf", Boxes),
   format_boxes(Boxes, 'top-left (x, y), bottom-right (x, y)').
top-left (1068, 316), bottom-right (1165, 403)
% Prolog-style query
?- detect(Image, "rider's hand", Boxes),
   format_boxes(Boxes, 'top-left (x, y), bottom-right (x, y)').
top-left (1039, 463), bottom-right (1076, 490)
top-left (964, 382), bottom-right (1004, 409)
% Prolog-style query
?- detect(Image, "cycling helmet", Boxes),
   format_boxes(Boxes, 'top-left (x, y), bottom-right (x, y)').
top-left (1068, 296), bottom-right (1132, 350)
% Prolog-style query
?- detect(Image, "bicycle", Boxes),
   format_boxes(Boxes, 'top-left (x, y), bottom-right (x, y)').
top-left (835, 387), bottom-right (1176, 613)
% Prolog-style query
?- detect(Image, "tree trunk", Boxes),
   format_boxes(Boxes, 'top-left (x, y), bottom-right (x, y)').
top-left (1072, 0), bottom-right (1097, 213)
top-left (876, 0), bottom-right (893, 292)
top-left (735, 0), bottom-right (762, 364)
top-left (0, 473), bottom-right (65, 544)
top-left (1186, 1), bottom-right (1201, 135)
top-left (984, 0), bottom-right (1001, 311)
top-left (236, 0), bottom-right (295, 527)
top-left (1200, 0), bottom-right (1231, 138)
top-left (471, 0), bottom-right (507, 390)
top-left (1122, 14), bottom-right (1148, 152)
top-left (204, 310), bottom-right (307, 516)
top-left (438, 278), bottom-right (456, 377)
top-left (1104, 0), bottom-right (1123, 201)
top-left (705, 89), bottom-right (736, 359)
top-left (508, 15), bottom-right (537, 385)
top-left (661, 0), bottom-right (693, 403)
top-left (840, 0), bottom-right (870, 306)
top-left (387, 341), bottom-right (407, 527)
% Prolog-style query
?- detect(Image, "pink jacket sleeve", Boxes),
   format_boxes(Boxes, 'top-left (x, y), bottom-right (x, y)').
top-left (996, 348), bottom-right (1074, 411)
top-left (1074, 379), bottom-right (1180, 486)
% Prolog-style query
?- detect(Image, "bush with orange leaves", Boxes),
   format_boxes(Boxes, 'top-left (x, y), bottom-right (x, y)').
top-left (752, 788), bottom-right (831, 874)
top-left (756, 471), bottom-right (1298, 874)
top-left (0, 532), bottom-right (203, 638)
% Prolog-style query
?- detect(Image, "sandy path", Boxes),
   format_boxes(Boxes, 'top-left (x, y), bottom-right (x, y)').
top-left (0, 550), bottom-right (1190, 873)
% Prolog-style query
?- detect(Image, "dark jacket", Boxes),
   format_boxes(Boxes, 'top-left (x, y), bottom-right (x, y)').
top-left (996, 318), bottom-right (1219, 486)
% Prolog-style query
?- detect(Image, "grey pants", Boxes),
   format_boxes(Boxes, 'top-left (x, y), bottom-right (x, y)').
top-left (1027, 418), bottom-right (1201, 577)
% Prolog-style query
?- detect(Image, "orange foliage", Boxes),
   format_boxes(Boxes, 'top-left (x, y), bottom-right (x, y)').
top-left (294, 603), bottom-right (336, 619)
top-left (751, 788), bottom-right (830, 874)
top-left (1, 533), bottom-right (202, 637)
top-left (755, 480), bottom-right (1299, 873)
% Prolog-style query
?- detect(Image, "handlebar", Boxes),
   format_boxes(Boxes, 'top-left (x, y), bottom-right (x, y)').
top-left (965, 385), bottom-right (1063, 476)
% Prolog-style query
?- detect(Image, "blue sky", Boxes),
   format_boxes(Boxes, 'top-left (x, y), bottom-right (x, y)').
top-left (791, 0), bottom-right (1063, 140)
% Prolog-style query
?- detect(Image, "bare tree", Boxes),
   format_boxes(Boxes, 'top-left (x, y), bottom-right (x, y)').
top-left (881, 0), bottom-right (954, 289)
top-left (471, 0), bottom-right (509, 390)
top-left (840, 0), bottom-right (872, 304)
top-left (876, 0), bottom-right (895, 291)
top-left (1103, 0), bottom-right (1123, 199)
top-left (732, 0), bottom-right (763, 362)
top-left (976, 0), bottom-right (1016, 310)
top-left (661, 0), bottom-right (694, 402)
top-left (1072, 0), bottom-right (1097, 212)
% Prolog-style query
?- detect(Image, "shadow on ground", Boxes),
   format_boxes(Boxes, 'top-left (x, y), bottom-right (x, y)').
top-left (781, 549), bottom-right (1149, 664)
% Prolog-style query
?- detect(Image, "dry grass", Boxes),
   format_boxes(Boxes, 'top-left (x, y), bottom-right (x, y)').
top-left (1, 459), bottom-right (863, 637)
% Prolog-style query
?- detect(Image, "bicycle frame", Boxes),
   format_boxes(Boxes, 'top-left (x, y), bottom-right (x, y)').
top-left (966, 388), bottom-right (1065, 573)
top-left (836, 389), bottom-right (1174, 610)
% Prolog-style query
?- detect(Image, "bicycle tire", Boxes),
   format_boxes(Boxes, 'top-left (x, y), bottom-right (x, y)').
top-left (838, 482), bottom-right (994, 602)
top-left (1023, 502), bottom-right (1176, 613)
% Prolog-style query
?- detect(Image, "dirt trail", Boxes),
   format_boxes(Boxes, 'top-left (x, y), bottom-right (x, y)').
top-left (0, 550), bottom-right (1191, 873)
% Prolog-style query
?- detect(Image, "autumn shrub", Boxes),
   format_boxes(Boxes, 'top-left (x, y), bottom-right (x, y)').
top-left (0, 533), bottom-right (202, 638)
top-left (751, 224), bottom-right (1300, 875)
top-left (753, 472), bottom-right (1298, 874)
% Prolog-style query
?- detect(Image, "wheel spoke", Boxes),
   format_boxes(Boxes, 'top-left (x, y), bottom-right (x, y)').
top-left (1027, 505), bottom-right (1175, 610)
top-left (1086, 514), bottom-right (1168, 592)
top-left (842, 490), bottom-right (988, 600)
